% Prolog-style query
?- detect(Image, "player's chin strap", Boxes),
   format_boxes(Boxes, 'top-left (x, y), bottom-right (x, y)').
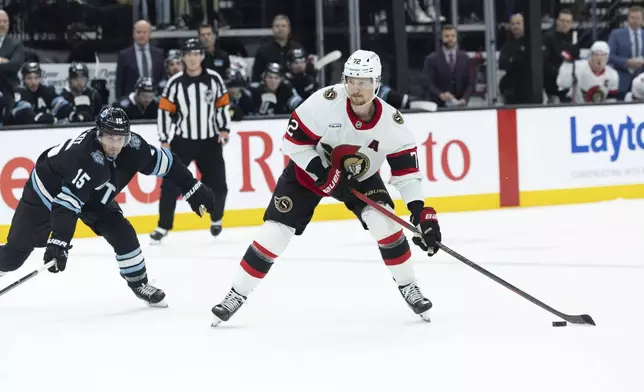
top-left (0, 259), bottom-right (57, 298)
top-left (349, 188), bottom-right (596, 326)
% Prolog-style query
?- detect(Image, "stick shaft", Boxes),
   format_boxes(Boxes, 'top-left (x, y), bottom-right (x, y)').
top-left (0, 260), bottom-right (56, 298)
top-left (350, 189), bottom-right (594, 324)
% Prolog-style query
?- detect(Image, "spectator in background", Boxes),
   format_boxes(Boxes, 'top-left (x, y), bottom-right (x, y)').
top-left (115, 20), bottom-right (165, 99)
top-left (248, 62), bottom-right (302, 115)
top-left (543, 9), bottom-right (578, 103)
top-left (61, 63), bottom-right (104, 123)
top-left (174, 0), bottom-right (190, 29)
top-left (251, 15), bottom-right (304, 82)
top-left (155, 0), bottom-right (172, 29)
top-left (499, 13), bottom-right (531, 105)
top-left (0, 10), bottom-right (25, 95)
top-left (131, 0), bottom-right (150, 23)
top-left (608, 5), bottom-right (644, 100)
top-left (114, 76), bottom-right (158, 120)
top-left (421, 25), bottom-right (474, 108)
top-left (158, 49), bottom-right (184, 93)
top-left (199, 23), bottom-right (230, 76)
top-left (284, 48), bottom-right (319, 100)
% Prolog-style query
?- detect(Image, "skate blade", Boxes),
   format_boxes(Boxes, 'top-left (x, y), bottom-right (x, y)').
top-left (149, 239), bottom-right (163, 246)
top-left (211, 315), bottom-right (225, 328)
top-left (419, 309), bottom-right (431, 322)
top-left (146, 299), bottom-right (168, 308)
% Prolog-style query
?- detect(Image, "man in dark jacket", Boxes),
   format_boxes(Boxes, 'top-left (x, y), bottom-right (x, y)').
top-left (199, 23), bottom-right (230, 76)
top-left (251, 14), bottom-right (304, 82)
top-left (499, 13), bottom-right (531, 105)
top-left (543, 9), bottom-right (578, 103)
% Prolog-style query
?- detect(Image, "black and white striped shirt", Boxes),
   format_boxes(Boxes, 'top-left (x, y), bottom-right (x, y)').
top-left (157, 69), bottom-right (231, 142)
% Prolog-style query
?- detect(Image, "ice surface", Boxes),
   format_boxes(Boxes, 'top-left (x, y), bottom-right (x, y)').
top-left (1, 200), bottom-right (643, 392)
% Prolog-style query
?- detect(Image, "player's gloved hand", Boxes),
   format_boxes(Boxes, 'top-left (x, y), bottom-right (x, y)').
top-left (315, 166), bottom-right (357, 200)
top-left (183, 181), bottom-right (215, 217)
top-left (408, 201), bottom-right (441, 257)
top-left (44, 238), bottom-right (72, 273)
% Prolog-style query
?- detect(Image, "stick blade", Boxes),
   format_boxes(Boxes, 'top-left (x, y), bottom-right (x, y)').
top-left (564, 313), bottom-right (596, 326)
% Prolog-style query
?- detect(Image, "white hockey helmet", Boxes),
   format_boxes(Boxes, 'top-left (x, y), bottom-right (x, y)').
top-left (632, 75), bottom-right (644, 100)
top-left (342, 50), bottom-right (382, 93)
top-left (590, 40), bottom-right (610, 55)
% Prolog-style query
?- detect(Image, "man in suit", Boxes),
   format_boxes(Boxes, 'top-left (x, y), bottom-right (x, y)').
top-left (421, 25), bottom-right (474, 108)
top-left (608, 5), bottom-right (644, 100)
top-left (115, 20), bottom-right (164, 100)
top-left (0, 10), bottom-right (25, 95)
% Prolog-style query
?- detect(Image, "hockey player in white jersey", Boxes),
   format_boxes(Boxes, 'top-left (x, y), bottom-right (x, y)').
top-left (557, 40), bottom-right (619, 103)
top-left (625, 74), bottom-right (644, 102)
top-left (210, 50), bottom-right (442, 326)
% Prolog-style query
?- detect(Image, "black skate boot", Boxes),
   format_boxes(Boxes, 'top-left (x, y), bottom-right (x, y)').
top-left (149, 228), bottom-right (168, 245)
top-left (210, 221), bottom-right (222, 237)
top-left (211, 288), bottom-right (246, 327)
top-left (132, 282), bottom-right (168, 308)
top-left (398, 281), bottom-right (432, 321)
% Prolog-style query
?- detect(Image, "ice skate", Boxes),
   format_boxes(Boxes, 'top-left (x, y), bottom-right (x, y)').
top-left (398, 281), bottom-right (432, 321)
top-left (211, 288), bottom-right (246, 327)
top-left (210, 222), bottom-right (222, 237)
top-left (132, 282), bottom-right (168, 308)
top-left (149, 228), bottom-right (168, 245)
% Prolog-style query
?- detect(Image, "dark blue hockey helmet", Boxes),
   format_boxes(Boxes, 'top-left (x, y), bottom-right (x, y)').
top-left (21, 62), bottom-right (42, 78)
top-left (135, 76), bottom-right (155, 93)
top-left (96, 107), bottom-right (131, 144)
top-left (69, 62), bottom-right (89, 79)
top-left (224, 68), bottom-right (247, 87)
top-left (287, 48), bottom-right (307, 64)
top-left (264, 62), bottom-right (283, 77)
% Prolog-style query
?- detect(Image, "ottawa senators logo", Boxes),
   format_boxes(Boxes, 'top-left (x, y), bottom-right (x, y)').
top-left (393, 110), bottom-right (404, 124)
top-left (274, 196), bottom-right (293, 213)
top-left (323, 87), bottom-right (337, 100)
top-left (322, 143), bottom-right (371, 179)
top-left (342, 153), bottom-right (370, 178)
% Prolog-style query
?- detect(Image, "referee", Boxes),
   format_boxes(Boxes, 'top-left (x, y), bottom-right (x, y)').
top-left (151, 38), bottom-right (231, 243)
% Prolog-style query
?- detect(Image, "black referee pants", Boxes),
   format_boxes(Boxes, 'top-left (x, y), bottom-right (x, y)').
top-left (157, 138), bottom-right (228, 230)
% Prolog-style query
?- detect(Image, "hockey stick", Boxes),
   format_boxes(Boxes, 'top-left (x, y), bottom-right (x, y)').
top-left (314, 50), bottom-right (342, 71)
top-left (350, 189), bottom-right (596, 326)
top-left (0, 260), bottom-right (56, 298)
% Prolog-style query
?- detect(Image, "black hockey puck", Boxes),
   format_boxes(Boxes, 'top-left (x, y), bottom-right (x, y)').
top-left (552, 321), bottom-right (567, 327)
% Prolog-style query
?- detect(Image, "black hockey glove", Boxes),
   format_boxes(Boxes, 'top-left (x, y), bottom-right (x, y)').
top-left (408, 201), bottom-right (441, 257)
top-left (183, 181), bottom-right (215, 217)
top-left (44, 238), bottom-right (72, 273)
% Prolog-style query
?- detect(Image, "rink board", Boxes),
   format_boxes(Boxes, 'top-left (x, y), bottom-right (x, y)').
top-left (1, 104), bottom-right (643, 242)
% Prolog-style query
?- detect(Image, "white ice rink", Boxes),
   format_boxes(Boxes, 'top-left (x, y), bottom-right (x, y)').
top-left (1, 199), bottom-right (643, 392)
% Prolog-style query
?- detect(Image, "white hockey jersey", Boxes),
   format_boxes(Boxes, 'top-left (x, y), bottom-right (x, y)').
top-left (557, 60), bottom-right (619, 103)
top-left (281, 83), bottom-right (423, 204)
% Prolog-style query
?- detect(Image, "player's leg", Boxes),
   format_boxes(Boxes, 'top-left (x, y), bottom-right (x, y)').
top-left (152, 139), bottom-right (197, 243)
top-left (195, 138), bottom-right (227, 237)
top-left (211, 163), bottom-right (322, 326)
top-left (0, 181), bottom-right (53, 277)
top-left (347, 174), bottom-right (432, 320)
top-left (81, 202), bottom-right (167, 307)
